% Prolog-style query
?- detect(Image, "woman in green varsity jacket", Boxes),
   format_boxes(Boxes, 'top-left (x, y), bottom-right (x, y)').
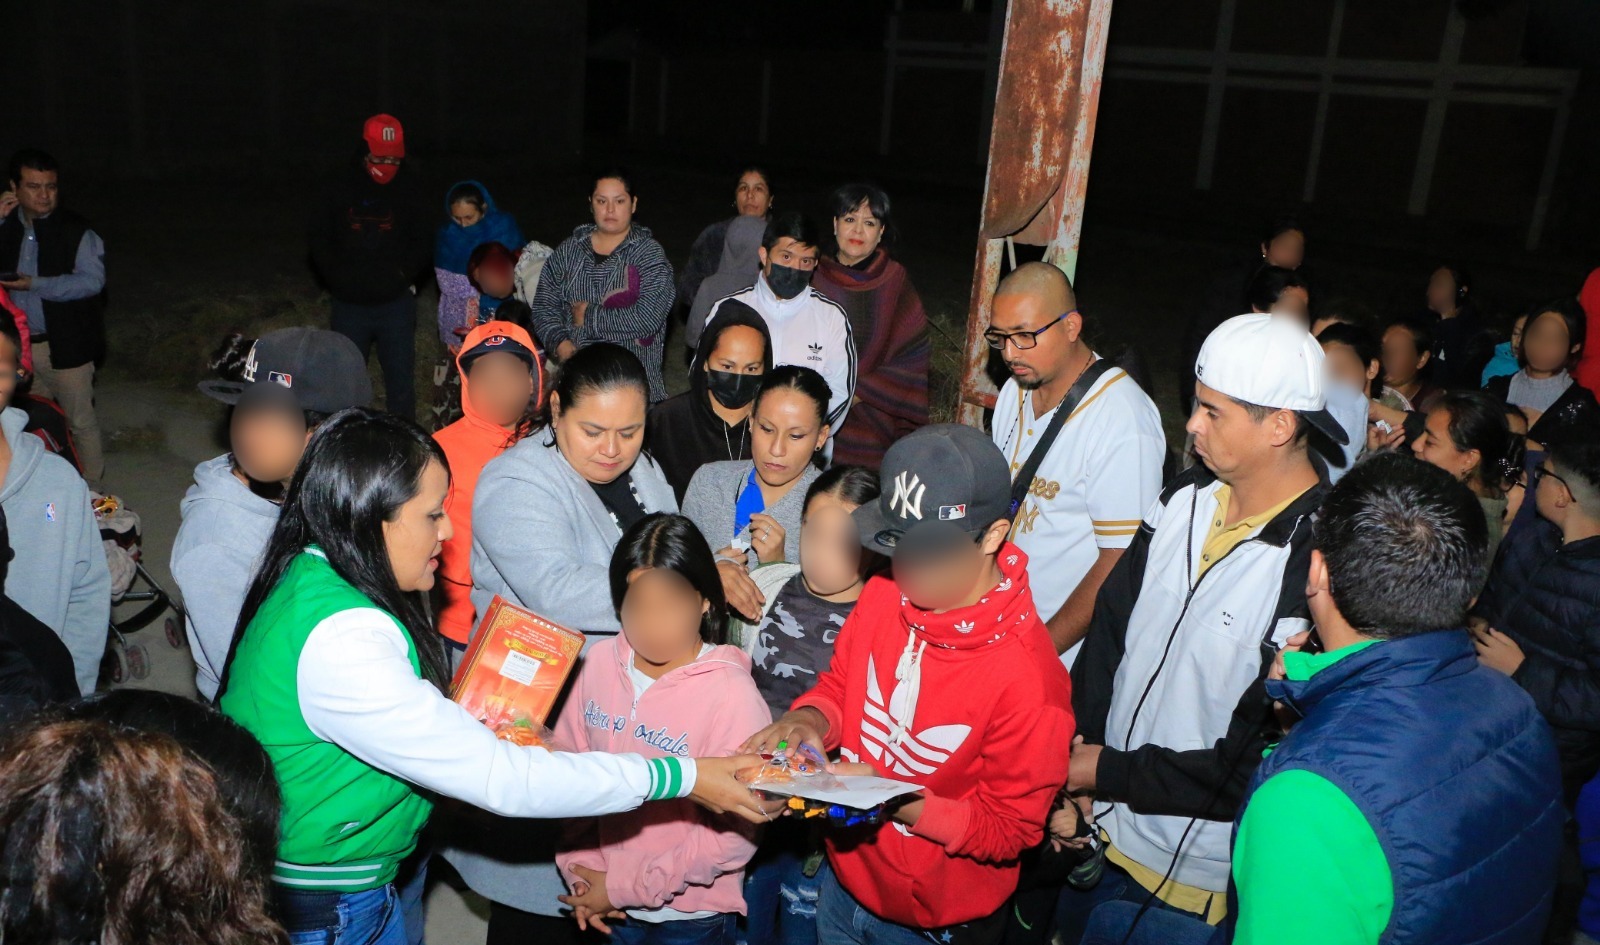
top-left (218, 408), bottom-right (769, 945)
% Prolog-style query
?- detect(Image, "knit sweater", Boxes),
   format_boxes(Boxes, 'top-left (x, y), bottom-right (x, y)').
top-left (530, 224), bottom-right (676, 401)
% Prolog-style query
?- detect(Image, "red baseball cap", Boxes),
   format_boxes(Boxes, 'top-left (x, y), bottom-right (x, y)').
top-left (363, 114), bottom-right (405, 159)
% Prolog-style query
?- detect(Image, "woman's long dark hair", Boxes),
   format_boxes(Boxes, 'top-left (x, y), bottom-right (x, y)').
top-left (513, 343), bottom-right (648, 443)
top-left (1435, 389), bottom-right (1522, 496)
top-left (609, 514), bottom-right (729, 646)
top-left (218, 408), bottom-right (452, 696)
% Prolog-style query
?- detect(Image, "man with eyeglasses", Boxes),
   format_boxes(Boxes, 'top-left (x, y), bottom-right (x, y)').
top-left (308, 114), bottom-right (430, 420)
top-left (1472, 430), bottom-right (1600, 810)
top-left (985, 262), bottom-right (1164, 668)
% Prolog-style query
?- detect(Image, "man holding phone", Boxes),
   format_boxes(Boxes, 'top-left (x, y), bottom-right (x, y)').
top-left (0, 149), bottom-right (107, 486)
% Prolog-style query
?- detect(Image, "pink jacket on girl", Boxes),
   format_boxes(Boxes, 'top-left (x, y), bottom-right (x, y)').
top-left (553, 636), bottom-right (771, 916)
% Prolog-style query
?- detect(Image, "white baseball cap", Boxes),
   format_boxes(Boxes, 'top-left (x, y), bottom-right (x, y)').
top-left (1194, 313), bottom-right (1349, 446)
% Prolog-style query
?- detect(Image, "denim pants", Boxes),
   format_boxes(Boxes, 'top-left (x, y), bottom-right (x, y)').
top-left (741, 821), bottom-right (823, 945)
top-left (276, 884), bottom-right (406, 945)
top-left (1079, 901), bottom-right (1222, 945)
top-left (608, 912), bottom-right (736, 945)
top-left (331, 294), bottom-right (416, 420)
top-left (396, 847), bottom-right (429, 945)
top-left (1049, 861), bottom-right (1213, 945)
top-left (815, 868), bottom-right (1005, 945)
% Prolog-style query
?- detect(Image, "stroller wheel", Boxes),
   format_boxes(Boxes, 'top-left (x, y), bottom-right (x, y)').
top-left (124, 642), bottom-right (150, 680)
top-left (104, 644), bottom-right (126, 685)
top-left (164, 615), bottom-right (185, 649)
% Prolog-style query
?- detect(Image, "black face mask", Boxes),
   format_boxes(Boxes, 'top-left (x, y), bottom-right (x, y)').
top-left (765, 263), bottom-right (812, 300)
top-left (706, 369), bottom-right (761, 410)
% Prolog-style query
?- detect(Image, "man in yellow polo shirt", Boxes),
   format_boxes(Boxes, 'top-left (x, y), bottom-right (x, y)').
top-left (1050, 313), bottom-right (1349, 943)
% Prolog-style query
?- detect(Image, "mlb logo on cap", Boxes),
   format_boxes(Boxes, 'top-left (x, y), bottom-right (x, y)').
top-left (268, 371), bottom-right (294, 388)
top-left (854, 424), bottom-right (1013, 559)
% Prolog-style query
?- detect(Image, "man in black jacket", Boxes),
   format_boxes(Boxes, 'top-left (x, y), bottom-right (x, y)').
top-left (309, 114), bottom-right (430, 421)
top-left (1048, 314), bottom-right (1347, 941)
top-left (0, 149), bottom-right (107, 486)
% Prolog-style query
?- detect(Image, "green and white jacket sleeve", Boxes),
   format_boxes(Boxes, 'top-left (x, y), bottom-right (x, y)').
top-left (297, 610), bottom-right (695, 815)
top-left (1232, 768), bottom-right (1391, 945)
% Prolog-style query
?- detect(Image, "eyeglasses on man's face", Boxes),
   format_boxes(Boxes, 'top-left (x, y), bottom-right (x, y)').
top-left (983, 311), bottom-right (1078, 351)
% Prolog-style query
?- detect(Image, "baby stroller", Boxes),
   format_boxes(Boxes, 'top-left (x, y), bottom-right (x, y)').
top-left (95, 493), bottom-right (185, 684)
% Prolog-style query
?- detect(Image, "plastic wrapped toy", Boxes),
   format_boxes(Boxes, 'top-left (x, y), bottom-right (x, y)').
top-left (739, 741), bottom-right (919, 825)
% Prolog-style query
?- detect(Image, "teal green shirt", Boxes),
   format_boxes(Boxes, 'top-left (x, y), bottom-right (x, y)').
top-left (1233, 641), bottom-right (1393, 945)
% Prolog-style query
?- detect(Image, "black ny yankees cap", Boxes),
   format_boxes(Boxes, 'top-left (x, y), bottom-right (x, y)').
top-left (854, 423), bottom-right (1013, 560)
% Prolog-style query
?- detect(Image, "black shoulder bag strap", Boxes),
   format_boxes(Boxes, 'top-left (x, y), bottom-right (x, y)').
top-left (1007, 358), bottom-right (1117, 518)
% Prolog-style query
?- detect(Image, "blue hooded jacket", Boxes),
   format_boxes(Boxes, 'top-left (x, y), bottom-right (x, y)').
top-left (434, 180), bottom-right (524, 275)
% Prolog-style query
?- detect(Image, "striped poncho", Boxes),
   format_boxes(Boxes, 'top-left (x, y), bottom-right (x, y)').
top-left (812, 250), bottom-right (931, 468)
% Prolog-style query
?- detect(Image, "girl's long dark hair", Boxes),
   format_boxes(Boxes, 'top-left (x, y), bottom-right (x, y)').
top-left (609, 514), bottom-right (729, 646)
top-left (218, 408), bottom-right (452, 697)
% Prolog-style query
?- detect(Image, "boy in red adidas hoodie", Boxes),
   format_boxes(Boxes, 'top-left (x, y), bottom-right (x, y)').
top-left (746, 424), bottom-right (1074, 944)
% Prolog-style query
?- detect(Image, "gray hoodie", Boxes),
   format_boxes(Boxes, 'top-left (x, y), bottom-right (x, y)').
top-left (470, 432), bottom-right (677, 639)
top-left (169, 453), bottom-right (280, 700)
top-left (0, 406), bottom-right (110, 694)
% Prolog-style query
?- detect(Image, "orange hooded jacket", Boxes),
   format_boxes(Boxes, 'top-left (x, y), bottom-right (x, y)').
top-left (432, 320), bottom-right (543, 644)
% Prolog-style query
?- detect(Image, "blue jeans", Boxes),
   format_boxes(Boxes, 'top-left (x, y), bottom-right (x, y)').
top-left (1050, 862), bottom-right (1211, 945)
top-left (741, 824), bottom-right (823, 945)
top-left (331, 294), bottom-right (416, 420)
top-left (396, 849), bottom-right (429, 945)
top-left (277, 884), bottom-right (407, 945)
top-left (1080, 901), bottom-right (1222, 945)
top-left (608, 913), bottom-right (736, 945)
top-left (816, 868), bottom-right (1005, 945)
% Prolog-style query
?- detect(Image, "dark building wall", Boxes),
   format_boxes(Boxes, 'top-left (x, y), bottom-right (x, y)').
top-left (1, 0), bottom-right (587, 177)
top-left (1087, 0), bottom-right (1579, 247)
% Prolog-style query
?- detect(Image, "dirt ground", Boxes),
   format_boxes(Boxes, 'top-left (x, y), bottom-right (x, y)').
top-left (80, 153), bottom-right (1590, 943)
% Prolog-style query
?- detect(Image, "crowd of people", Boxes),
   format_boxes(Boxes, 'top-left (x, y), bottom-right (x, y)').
top-left (2, 113), bottom-right (1600, 945)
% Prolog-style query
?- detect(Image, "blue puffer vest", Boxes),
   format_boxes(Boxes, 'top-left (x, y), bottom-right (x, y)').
top-left (1243, 630), bottom-right (1564, 944)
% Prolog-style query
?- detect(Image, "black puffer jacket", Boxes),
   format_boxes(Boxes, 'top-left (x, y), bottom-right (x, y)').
top-left (1475, 516), bottom-right (1600, 804)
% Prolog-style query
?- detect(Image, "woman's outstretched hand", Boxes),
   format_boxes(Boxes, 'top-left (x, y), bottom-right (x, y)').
top-left (688, 754), bottom-right (787, 823)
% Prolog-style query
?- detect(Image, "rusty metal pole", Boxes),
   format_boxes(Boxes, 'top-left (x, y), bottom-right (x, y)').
top-left (957, 0), bottom-right (1115, 427)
